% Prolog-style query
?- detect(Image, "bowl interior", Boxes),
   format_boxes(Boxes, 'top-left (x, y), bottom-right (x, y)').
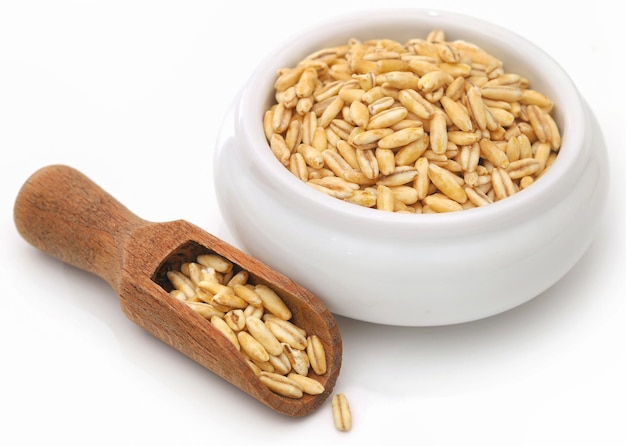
top-left (237, 8), bottom-right (585, 233)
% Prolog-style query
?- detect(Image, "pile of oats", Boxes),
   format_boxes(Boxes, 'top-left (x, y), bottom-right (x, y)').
top-left (264, 30), bottom-right (561, 213)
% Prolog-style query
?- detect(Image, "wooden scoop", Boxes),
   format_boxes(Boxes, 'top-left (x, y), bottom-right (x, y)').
top-left (13, 164), bottom-right (342, 417)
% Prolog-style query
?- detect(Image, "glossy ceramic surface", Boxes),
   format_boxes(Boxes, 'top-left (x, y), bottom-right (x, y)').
top-left (214, 9), bottom-right (609, 326)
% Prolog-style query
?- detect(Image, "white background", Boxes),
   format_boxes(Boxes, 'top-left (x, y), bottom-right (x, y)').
top-left (1, 1), bottom-right (624, 444)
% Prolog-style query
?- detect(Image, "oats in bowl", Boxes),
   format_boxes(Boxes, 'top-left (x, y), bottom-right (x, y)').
top-left (263, 30), bottom-right (561, 214)
top-left (214, 9), bottom-right (609, 326)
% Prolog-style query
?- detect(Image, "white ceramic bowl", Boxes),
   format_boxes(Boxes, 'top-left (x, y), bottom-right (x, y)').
top-left (214, 9), bottom-right (609, 326)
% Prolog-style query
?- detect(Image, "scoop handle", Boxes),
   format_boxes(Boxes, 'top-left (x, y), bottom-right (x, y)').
top-left (13, 164), bottom-right (147, 288)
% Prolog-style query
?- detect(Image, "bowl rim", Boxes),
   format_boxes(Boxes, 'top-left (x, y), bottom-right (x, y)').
top-left (234, 8), bottom-right (587, 234)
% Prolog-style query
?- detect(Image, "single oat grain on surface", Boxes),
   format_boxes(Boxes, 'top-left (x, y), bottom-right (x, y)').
top-left (264, 30), bottom-right (561, 213)
top-left (331, 393), bottom-right (352, 431)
